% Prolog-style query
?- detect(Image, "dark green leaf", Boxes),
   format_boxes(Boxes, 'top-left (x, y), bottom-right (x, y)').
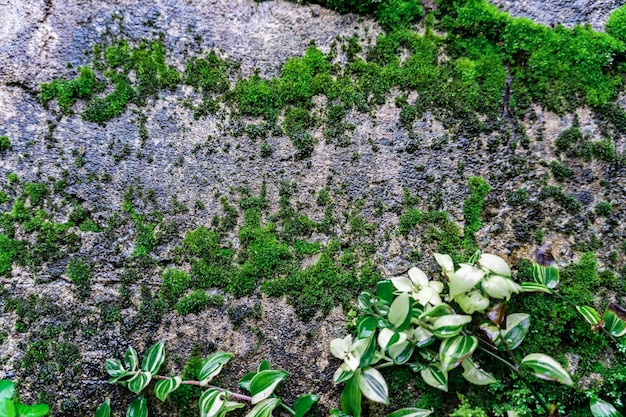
top-left (258, 360), bottom-right (270, 372)
top-left (14, 404), bottom-right (50, 417)
top-left (340, 371), bottom-right (362, 417)
top-left (198, 352), bottom-right (233, 386)
top-left (376, 280), bottom-right (394, 305)
top-left (238, 372), bottom-right (256, 392)
top-left (293, 394), bottom-right (319, 417)
top-left (94, 400), bottom-right (110, 417)
top-left (154, 376), bottom-right (181, 402)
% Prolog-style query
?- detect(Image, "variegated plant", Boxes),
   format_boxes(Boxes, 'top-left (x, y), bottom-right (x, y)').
top-left (96, 342), bottom-right (318, 417)
top-left (329, 252), bottom-right (588, 417)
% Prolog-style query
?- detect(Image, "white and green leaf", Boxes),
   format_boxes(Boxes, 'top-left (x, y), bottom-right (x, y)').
top-left (141, 341), bottom-right (165, 374)
top-left (128, 371), bottom-right (152, 394)
top-left (250, 370), bottom-right (289, 404)
top-left (340, 371), bottom-right (362, 417)
top-left (420, 365), bottom-right (448, 392)
top-left (359, 367), bottom-right (389, 405)
top-left (461, 358), bottom-right (497, 385)
top-left (198, 388), bottom-right (225, 417)
top-left (124, 347), bottom-right (139, 372)
top-left (497, 313), bottom-right (530, 350)
top-left (520, 282), bottom-right (552, 294)
top-left (245, 398), bottom-right (281, 417)
top-left (389, 341), bottom-right (415, 365)
top-left (126, 396), bottom-right (148, 417)
top-left (439, 335), bottom-right (478, 372)
top-left (154, 376), bottom-right (182, 402)
top-left (576, 305), bottom-right (603, 328)
top-left (198, 352), bottom-right (233, 386)
top-left (388, 292), bottom-right (411, 329)
top-left (520, 353), bottom-right (572, 385)
top-left (432, 315), bottom-right (471, 339)
top-left (386, 408), bottom-right (433, 417)
top-left (0, 381), bottom-right (15, 402)
top-left (333, 363), bottom-right (355, 384)
top-left (604, 305), bottom-right (626, 337)
top-left (590, 398), bottom-right (623, 417)
top-left (105, 359), bottom-right (126, 378)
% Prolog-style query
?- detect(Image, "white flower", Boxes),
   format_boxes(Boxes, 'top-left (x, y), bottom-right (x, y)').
top-left (390, 267), bottom-right (443, 306)
top-left (481, 275), bottom-right (521, 300)
top-left (455, 290), bottom-right (490, 314)
top-left (329, 335), bottom-right (369, 371)
top-left (449, 264), bottom-right (485, 298)
top-left (479, 253), bottom-right (511, 277)
top-left (434, 253), bottom-right (455, 277)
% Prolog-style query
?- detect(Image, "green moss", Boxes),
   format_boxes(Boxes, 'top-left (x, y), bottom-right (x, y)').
top-left (227, 303), bottom-right (262, 327)
top-left (169, 346), bottom-right (204, 417)
top-left (549, 160), bottom-right (574, 182)
top-left (159, 268), bottom-right (191, 306)
top-left (66, 258), bottom-right (92, 299)
top-left (0, 136), bottom-right (10, 151)
top-left (398, 208), bottom-right (424, 236)
top-left (506, 188), bottom-right (528, 208)
top-left (540, 185), bottom-right (582, 214)
top-left (23, 182), bottom-right (49, 207)
top-left (591, 138), bottom-right (616, 162)
top-left (234, 74), bottom-right (281, 119)
top-left (462, 176), bottom-right (491, 252)
top-left (175, 290), bottom-right (223, 315)
top-left (606, 5), bottom-right (626, 43)
top-left (0, 234), bottom-right (22, 275)
top-left (595, 201), bottom-right (612, 217)
top-left (40, 66), bottom-right (99, 113)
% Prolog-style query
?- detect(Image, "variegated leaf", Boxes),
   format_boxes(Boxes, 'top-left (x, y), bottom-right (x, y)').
top-left (520, 282), bottom-right (551, 294)
top-left (590, 398), bottom-right (623, 417)
top-left (128, 372), bottom-right (152, 394)
top-left (461, 358), bottom-right (497, 385)
top-left (154, 376), bottom-right (182, 402)
top-left (250, 370), bottom-right (288, 404)
top-left (432, 315), bottom-right (471, 339)
top-left (497, 313), bottom-right (530, 350)
top-left (244, 398), bottom-right (281, 417)
top-left (126, 396), bottom-right (148, 417)
top-left (576, 305), bottom-right (603, 331)
top-left (604, 304), bottom-right (626, 337)
top-left (198, 388), bottom-right (225, 417)
top-left (125, 347), bottom-right (139, 372)
top-left (520, 353), bottom-right (572, 385)
top-left (105, 358), bottom-right (126, 378)
top-left (386, 408), bottom-right (433, 417)
top-left (439, 335), bottom-right (478, 372)
top-left (388, 292), bottom-right (411, 329)
top-left (420, 365), bottom-right (448, 392)
top-left (141, 341), bottom-right (165, 374)
top-left (359, 367), bottom-right (389, 404)
top-left (198, 352), bottom-right (233, 386)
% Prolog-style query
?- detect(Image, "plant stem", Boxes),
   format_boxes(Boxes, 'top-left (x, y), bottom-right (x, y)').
top-left (498, 333), bottom-right (519, 367)
top-left (476, 345), bottom-right (518, 374)
top-left (280, 403), bottom-right (296, 415)
top-left (154, 376), bottom-right (253, 402)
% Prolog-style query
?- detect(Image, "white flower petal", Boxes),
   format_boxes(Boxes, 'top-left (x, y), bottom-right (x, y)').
top-left (390, 276), bottom-right (414, 292)
top-left (408, 267), bottom-right (429, 287)
top-left (429, 281), bottom-right (444, 293)
top-left (479, 254), bottom-right (511, 277)
top-left (456, 290), bottom-right (490, 314)
top-left (482, 275), bottom-right (519, 299)
top-left (414, 287), bottom-right (435, 306)
top-left (434, 253), bottom-right (455, 275)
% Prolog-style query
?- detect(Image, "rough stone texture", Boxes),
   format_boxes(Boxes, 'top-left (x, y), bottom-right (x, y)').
top-left (0, 0), bottom-right (625, 415)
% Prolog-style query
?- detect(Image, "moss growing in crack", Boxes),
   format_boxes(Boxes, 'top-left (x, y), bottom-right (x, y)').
top-left (540, 185), bottom-right (582, 214)
top-left (549, 160), bottom-right (574, 182)
top-left (0, 136), bottom-right (11, 152)
top-left (595, 201), bottom-right (613, 217)
top-left (40, 67), bottom-right (100, 114)
top-left (66, 258), bottom-right (92, 300)
top-left (462, 176), bottom-right (491, 252)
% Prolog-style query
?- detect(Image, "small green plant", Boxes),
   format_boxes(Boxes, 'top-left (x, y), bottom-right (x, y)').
top-left (97, 342), bottom-right (318, 417)
top-left (0, 380), bottom-right (50, 416)
top-left (329, 252), bottom-right (576, 417)
top-left (0, 136), bottom-right (11, 152)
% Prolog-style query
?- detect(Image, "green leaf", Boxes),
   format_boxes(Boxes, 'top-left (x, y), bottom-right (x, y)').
top-left (198, 352), bottom-right (233, 386)
top-left (357, 316), bottom-right (380, 339)
top-left (420, 365), bottom-right (448, 392)
top-left (14, 404), bottom-right (50, 417)
top-left (258, 360), bottom-right (270, 372)
top-left (198, 388), bottom-right (224, 417)
top-left (590, 398), bottom-right (624, 417)
top-left (95, 400), bottom-right (111, 417)
top-left (250, 370), bottom-right (289, 404)
top-left (520, 282), bottom-right (552, 293)
top-left (358, 291), bottom-right (375, 315)
top-left (377, 280), bottom-right (394, 305)
top-left (520, 353), bottom-right (572, 385)
top-left (532, 263), bottom-right (559, 288)
top-left (418, 304), bottom-right (454, 320)
top-left (497, 313), bottom-right (530, 350)
top-left (460, 358), bottom-right (497, 385)
top-left (576, 305), bottom-right (603, 329)
top-left (221, 400), bottom-right (245, 414)
top-left (154, 376), bottom-right (182, 402)
top-left (244, 398), bottom-right (280, 417)
top-left (340, 371), bottom-right (362, 417)
top-left (128, 372), bottom-right (152, 394)
top-left (238, 372), bottom-right (256, 392)
top-left (439, 335), bottom-right (478, 372)
top-left (359, 367), bottom-right (389, 405)
top-left (333, 363), bottom-right (355, 384)
top-left (0, 382), bottom-right (14, 403)
top-left (388, 293), bottom-right (411, 329)
top-left (105, 359), bottom-right (126, 378)
top-left (141, 341), bottom-right (165, 375)
top-left (293, 394), bottom-right (319, 417)
top-left (432, 315), bottom-right (471, 339)
top-left (377, 328), bottom-right (405, 351)
top-left (125, 347), bottom-right (139, 372)
top-left (386, 408), bottom-right (433, 417)
top-left (604, 304), bottom-right (626, 337)
top-left (126, 397), bottom-right (148, 417)
top-left (0, 399), bottom-right (16, 417)
top-left (358, 335), bottom-right (377, 368)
